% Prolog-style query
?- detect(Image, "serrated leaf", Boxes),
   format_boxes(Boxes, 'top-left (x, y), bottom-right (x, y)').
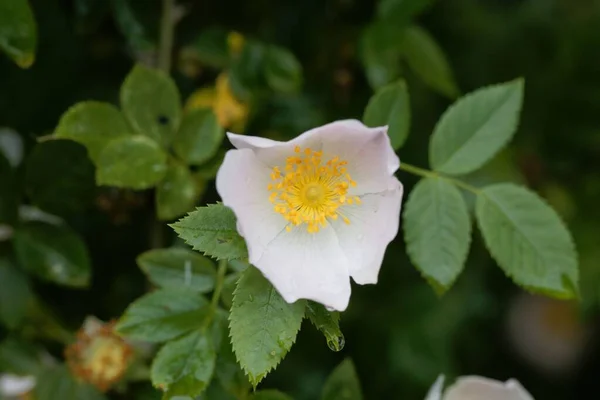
top-left (322, 359), bottom-right (363, 400)
top-left (121, 64), bottom-right (182, 148)
top-left (173, 109), bottom-right (224, 166)
top-left (251, 390), bottom-right (293, 400)
top-left (429, 79), bottom-right (524, 175)
top-left (400, 25), bottom-right (458, 99)
top-left (151, 329), bottom-right (216, 399)
top-left (171, 204), bottom-right (248, 261)
top-left (362, 80), bottom-right (410, 150)
top-left (264, 45), bottom-right (302, 93)
top-left (156, 162), bottom-right (199, 221)
top-left (13, 222), bottom-right (91, 287)
top-left (403, 177), bottom-right (471, 292)
top-left (25, 140), bottom-right (95, 216)
top-left (96, 135), bottom-right (168, 189)
top-left (53, 101), bottom-right (132, 163)
top-left (116, 288), bottom-right (209, 342)
top-left (306, 301), bottom-right (344, 352)
top-left (0, 259), bottom-right (32, 329)
top-left (137, 248), bottom-right (216, 293)
top-left (214, 319), bottom-right (250, 398)
top-left (475, 183), bottom-right (578, 298)
top-left (0, 0), bottom-right (37, 68)
top-left (229, 266), bottom-right (305, 386)
top-left (35, 365), bottom-right (107, 400)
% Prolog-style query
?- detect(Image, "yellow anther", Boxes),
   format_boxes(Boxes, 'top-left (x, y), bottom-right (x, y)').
top-left (266, 146), bottom-right (360, 233)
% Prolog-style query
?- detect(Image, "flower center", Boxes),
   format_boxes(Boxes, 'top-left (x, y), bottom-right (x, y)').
top-left (268, 145), bottom-right (361, 233)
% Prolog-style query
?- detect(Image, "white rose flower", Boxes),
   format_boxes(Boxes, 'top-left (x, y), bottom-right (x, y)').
top-left (0, 374), bottom-right (36, 399)
top-left (425, 375), bottom-right (534, 400)
top-left (216, 120), bottom-right (403, 311)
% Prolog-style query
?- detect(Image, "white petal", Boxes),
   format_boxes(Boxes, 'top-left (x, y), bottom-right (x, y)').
top-left (254, 226), bottom-right (351, 311)
top-left (444, 376), bottom-right (535, 400)
top-left (424, 375), bottom-right (445, 400)
top-left (229, 121), bottom-right (400, 182)
top-left (215, 149), bottom-right (287, 262)
top-left (331, 178), bottom-right (403, 284)
top-left (0, 374), bottom-right (35, 396)
top-left (344, 129), bottom-right (400, 196)
top-left (227, 132), bottom-right (281, 149)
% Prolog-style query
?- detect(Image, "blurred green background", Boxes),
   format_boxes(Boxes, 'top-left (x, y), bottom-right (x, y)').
top-left (1, 0), bottom-right (600, 399)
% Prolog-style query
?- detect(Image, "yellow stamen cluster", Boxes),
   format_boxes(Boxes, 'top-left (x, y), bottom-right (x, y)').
top-left (268, 145), bottom-right (361, 233)
top-left (65, 320), bottom-right (133, 392)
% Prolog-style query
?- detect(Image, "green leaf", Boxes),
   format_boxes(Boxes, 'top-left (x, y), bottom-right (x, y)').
top-left (96, 135), bottom-right (168, 189)
top-left (0, 151), bottom-right (18, 225)
top-left (229, 40), bottom-right (267, 101)
top-left (359, 22), bottom-right (402, 90)
top-left (156, 162), bottom-right (199, 221)
top-left (251, 390), bottom-right (293, 400)
top-left (151, 330), bottom-right (216, 399)
top-left (0, 127), bottom-right (24, 167)
top-left (429, 79), bottom-right (524, 175)
top-left (0, 338), bottom-right (43, 375)
top-left (171, 204), bottom-right (248, 261)
top-left (194, 149), bottom-right (226, 180)
top-left (35, 365), bottom-right (107, 400)
top-left (25, 140), bottom-right (95, 216)
top-left (220, 273), bottom-right (240, 310)
top-left (137, 248), bottom-right (216, 293)
top-left (362, 80), bottom-right (410, 150)
top-left (212, 311), bottom-right (250, 398)
top-left (121, 64), bottom-right (182, 148)
top-left (377, 0), bottom-right (434, 25)
top-left (229, 266), bottom-right (306, 386)
top-left (116, 288), bottom-right (209, 342)
top-left (173, 109), bottom-right (224, 166)
top-left (400, 25), bottom-right (458, 99)
top-left (189, 27), bottom-right (229, 69)
top-left (0, 0), bottom-right (37, 68)
top-left (13, 222), bottom-right (91, 287)
top-left (403, 177), bottom-right (471, 292)
top-left (306, 302), bottom-right (344, 352)
top-left (110, 0), bottom-right (154, 52)
top-left (264, 45), bottom-right (302, 93)
top-left (0, 259), bottom-right (32, 329)
top-left (54, 101), bottom-right (132, 163)
top-left (475, 184), bottom-right (579, 298)
top-left (322, 359), bottom-right (363, 400)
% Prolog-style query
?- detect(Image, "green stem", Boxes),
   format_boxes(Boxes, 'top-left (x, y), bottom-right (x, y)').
top-left (203, 259), bottom-right (228, 328)
top-left (158, 0), bottom-right (175, 72)
top-left (211, 259), bottom-right (228, 310)
top-left (399, 162), bottom-right (481, 194)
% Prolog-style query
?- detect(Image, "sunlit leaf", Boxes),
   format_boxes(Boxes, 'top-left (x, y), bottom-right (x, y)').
top-left (476, 184), bottom-right (579, 298)
top-left (121, 65), bottom-right (181, 148)
top-left (429, 79), bottom-right (523, 175)
top-left (96, 135), bottom-right (168, 189)
top-left (363, 80), bottom-right (410, 149)
top-left (229, 266), bottom-right (305, 386)
top-left (137, 247), bottom-right (216, 293)
top-left (116, 288), bottom-right (209, 343)
top-left (0, 0), bottom-right (37, 68)
top-left (403, 177), bottom-right (471, 293)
